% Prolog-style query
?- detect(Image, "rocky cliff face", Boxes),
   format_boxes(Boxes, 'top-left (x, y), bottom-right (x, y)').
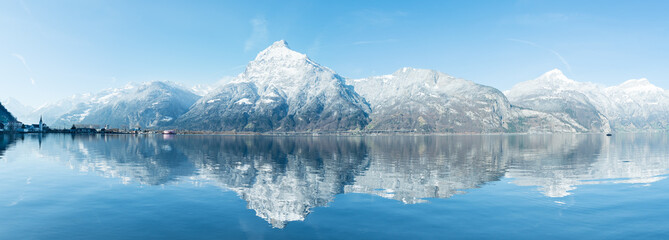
top-left (176, 40), bottom-right (370, 132)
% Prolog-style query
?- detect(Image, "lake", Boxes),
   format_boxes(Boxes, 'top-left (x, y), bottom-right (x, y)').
top-left (1, 133), bottom-right (668, 239)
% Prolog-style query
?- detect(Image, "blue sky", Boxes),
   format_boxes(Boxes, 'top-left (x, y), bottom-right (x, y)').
top-left (2, 0), bottom-right (669, 107)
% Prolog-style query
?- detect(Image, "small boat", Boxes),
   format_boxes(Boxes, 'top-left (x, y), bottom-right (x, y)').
top-left (163, 130), bottom-right (176, 135)
top-left (606, 133), bottom-right (613, 136)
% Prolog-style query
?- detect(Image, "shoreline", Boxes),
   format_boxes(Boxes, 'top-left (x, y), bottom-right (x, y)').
top-left (1, 130), bottom-right (664, 137)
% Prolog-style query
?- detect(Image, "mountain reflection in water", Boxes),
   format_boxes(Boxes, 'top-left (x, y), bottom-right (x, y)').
top-left (12, 133), bottom-right (669, 228)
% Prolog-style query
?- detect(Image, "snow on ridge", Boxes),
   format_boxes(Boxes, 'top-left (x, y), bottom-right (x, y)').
top-left (507, 68), bottom-right (669, 131)
top-left (235, 98), bottom-right (253, 105)
top-left (612, 78), bottom-right (664, 93)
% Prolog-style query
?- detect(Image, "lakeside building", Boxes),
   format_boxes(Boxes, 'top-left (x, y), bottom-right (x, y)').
top-left (1, 116), bottom-right (50, 133)
top-left (70, 124), bottom-right (97, 134)
top-left (3, 121), bottom-right (24, 132)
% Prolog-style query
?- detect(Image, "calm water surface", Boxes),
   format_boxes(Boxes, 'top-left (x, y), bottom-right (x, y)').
top-left (1, 134), bottom-right (668, 239)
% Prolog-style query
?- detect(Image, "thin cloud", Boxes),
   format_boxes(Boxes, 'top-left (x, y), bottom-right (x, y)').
top-left (352, 39), bottom-right (399, 45)
top-left (12, 53), bottom-right (36, 86)
top-left (12, 53), bottom-right (31, 71)
top-left (548, 49), bottom-right (572, 73)
top-left (507, 38), bottom-right (572, 72)
top-left (244, 16), bottom-right (268, 52)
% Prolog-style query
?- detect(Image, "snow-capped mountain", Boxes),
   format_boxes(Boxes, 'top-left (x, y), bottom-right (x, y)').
top-left (505, 69), bottom-right (612, 132)
top-left (603, 79), bottom-right (669, 131)
top-left (176, 40), bottom-right (370, 132)
top-left (32, 93), bottom-right (93, 126)
top-left (349, 67), bottom-right (586, 133)
top-left (349, 67), bottom-right (515, 132)
top-left (189, 77), bottom-right (234, 96)
top-left (9, 39), bottom-right (667, 133)
top-left (51, 81), bottom-right (199, 129)
top-left (1, 97), bottom-right (35, 123)
top-left (506, 69), bottom-right (669, 132)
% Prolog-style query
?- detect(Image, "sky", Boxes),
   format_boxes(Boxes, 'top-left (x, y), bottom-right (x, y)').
top-left (2, 0), bottom-right (669, 107)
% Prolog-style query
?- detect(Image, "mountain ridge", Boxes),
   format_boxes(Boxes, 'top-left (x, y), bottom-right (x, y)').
top-left (174, 40), bottom-right (370, 132)
top-left (18, 40), bottom-right (667, 133)
top-left (507, 69), bottom-right (669, 132)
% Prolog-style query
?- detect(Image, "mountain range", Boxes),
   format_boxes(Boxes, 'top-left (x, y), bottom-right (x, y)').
top-left (1, 40), bottom-right (667, 133)
top-left (506, 69), bottom-right (669, 132)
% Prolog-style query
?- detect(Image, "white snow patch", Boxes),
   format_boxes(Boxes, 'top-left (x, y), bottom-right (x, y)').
top-left (235, 98), bottom-right (253, 105)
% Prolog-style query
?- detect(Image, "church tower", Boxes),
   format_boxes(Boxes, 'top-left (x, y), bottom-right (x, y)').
top-left (39, 115), bottom-right (43, 132)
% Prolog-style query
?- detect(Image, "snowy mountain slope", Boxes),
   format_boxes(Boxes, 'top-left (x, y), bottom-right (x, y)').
top-left (189, 77), bottom-right (233, 96)
top-left (603, 79), bottom-right (669, 131)
top-left (176, 40), bottom-right (370, 132)
top-left (506, 69), bottom-right (669, 132)
top-left (349, 67), bottom-right (585, 133)
top-left (52, 81), bottom-right (199, 128)
top-left (505, 69), bottom-right (612, 132)
top-left (349, 67), bottom-right (515, 132)
top-left (32, 94), bottom-right (93, 126)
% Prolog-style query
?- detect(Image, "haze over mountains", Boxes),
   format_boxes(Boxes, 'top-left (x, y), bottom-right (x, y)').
top-left (2, 40), bottom-right (667, 133)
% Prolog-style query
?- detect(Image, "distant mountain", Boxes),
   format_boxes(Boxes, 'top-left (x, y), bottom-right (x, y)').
top-left (176, 40), bottom-right (370, 132)
top-left (51, 81), bottom-right (199, 129)
top-left (349, 67), bottom-right (516, 132)
top-left (603, 79), bottom-right (669, 131)
top-left (505, 69), bottom-right (612, 133)
top-left (189, 77), bottom-right (233, 96)
top-left (0, 102), bottom-right (17, 123)
top-left (349, 67), bottom-right (591, 133)
top-left (1, 97), bottom-right (35, 123)
top-left (32, 93), bottom-right (93, 127)
top-left (506, 69), bottom-right (669, 132)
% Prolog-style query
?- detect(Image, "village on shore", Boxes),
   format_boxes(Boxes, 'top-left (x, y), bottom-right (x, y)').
top-left (0, 116), bottom-right (177, 135)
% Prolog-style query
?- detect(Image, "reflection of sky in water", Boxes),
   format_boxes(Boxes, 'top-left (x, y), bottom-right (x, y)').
top-left (1, 134), bottom-right (669, 238)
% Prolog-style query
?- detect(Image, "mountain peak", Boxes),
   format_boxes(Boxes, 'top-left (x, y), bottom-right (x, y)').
top-left (617, 78), bottom-right (663, 92)
top-left (539, 68), bottom-right (569, 81)
top-left (620, 78), bottom-right (651, 87)
top-left (253, 40), bottom-right (307, 63)
top-left (531, 68), bottom-right (578, 87)
top-left (271, 40), bottom-right (289, 48)
top-left (393, 67), bottom-right (432, 75)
